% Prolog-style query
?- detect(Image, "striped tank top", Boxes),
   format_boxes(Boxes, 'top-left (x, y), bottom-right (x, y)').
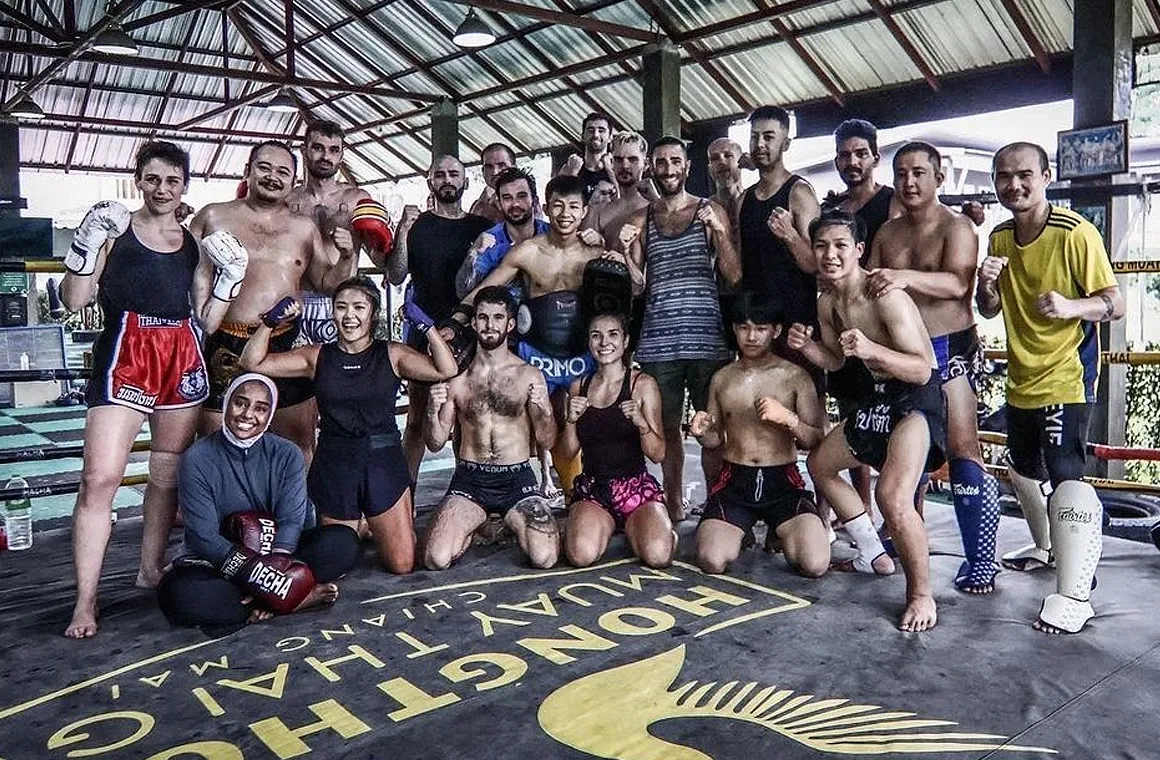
top-left (635, 199), bottom-right (729, 363)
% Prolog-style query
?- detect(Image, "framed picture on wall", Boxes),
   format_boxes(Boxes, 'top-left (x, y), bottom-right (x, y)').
top-left (1057, 121), bottom-right (1129, 181)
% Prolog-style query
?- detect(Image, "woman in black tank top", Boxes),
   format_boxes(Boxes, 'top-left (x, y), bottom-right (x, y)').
top-left (240, 277), bottom-right (458, 574)
top-left (557, 312), bottom-right (676, 569)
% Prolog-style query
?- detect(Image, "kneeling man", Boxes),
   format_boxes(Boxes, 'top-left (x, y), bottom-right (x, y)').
top-left (157, 374), bottom-right (360, 629)
top-left (423, 287), bottom-right (560, 569)
top-left (692, 292), bottom-right (829, 577)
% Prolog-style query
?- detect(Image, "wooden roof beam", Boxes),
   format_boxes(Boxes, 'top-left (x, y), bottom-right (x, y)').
top-left (998, 0), bottom-right (1051, 74)
top-left (865, 0), bottom-right (939, 90)
top-left (445, 0), bottom-right (656, 41)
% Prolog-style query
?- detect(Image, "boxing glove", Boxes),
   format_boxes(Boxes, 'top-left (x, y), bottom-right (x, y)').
top-left (236, 553), bottom-right (315, 615)
top-left (351, 198), bottom-right (393, 253)
top-left (221, 510), bottom-right (277, 555)
top-left (202, 230), bottom-right (249, 302)
top-left (236, 179), bottom-right (249, 199)
top-left (402, 291), bottom-right (435, 334)
top-left (437, 317), bottom-right (476, 374)
top-left (66, 201), bottom-right (131, 276)
top-left (261, 296), bottom-right (298, 329)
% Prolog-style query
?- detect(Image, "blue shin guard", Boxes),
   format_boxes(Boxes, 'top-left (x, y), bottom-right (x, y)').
top-left (950, 458), bottom-right (1001, 591)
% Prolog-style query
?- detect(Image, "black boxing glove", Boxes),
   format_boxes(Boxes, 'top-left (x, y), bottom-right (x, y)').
top-left (235, 553), bottom-right (315, 615)
top-left (221, 510), bottom-right (277, 555)
top-left (437, 317), bottom-right (477, 375)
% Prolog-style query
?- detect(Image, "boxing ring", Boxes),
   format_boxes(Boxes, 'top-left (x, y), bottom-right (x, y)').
top-left (3, 264), bottom-right (1160, 758)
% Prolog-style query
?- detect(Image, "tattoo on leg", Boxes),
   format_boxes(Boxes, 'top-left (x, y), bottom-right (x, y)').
top-left (515, 496), bottom-right (556, 535)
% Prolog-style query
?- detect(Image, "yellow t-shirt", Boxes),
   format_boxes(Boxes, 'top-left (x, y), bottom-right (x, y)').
top-left (988, 206), bottom-right (1116, 408)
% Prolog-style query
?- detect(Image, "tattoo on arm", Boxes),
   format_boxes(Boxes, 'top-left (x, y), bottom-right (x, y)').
top-left (1099, 293), bottom-right (1115, 322)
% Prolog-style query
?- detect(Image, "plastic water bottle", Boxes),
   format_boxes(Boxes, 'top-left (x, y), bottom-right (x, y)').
top-left (4, 475), bottom-right (32, 551)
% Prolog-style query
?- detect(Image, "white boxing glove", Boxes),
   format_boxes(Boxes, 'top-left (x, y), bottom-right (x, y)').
top-left (65, 201), bottom-right (131, 276)
top-left (202, 230), bottom-right (249, 302)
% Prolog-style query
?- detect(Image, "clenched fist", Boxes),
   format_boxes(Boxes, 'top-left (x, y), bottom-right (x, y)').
top-left (786, 322), bottom-right (814, 351)
top-left (428, 382), bottom-right (449, 414)
top-left (756, 396), bottom-right (799, 429)
top-left (839, 329), bottom-right (873, 359)
top-left (689, 410), bottom-right (716, 438)
top-left (566, 394), bottom-right (589, 424)
top-left (977, 255), bottom-right (1008, 289)
top-left (528, 382), bottom-right (549, 410)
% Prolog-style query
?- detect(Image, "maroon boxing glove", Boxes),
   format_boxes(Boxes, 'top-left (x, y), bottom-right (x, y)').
top-left (236, 554), bottom-right (315, 615)
top-left (236, 179), bottom-right (249, 199)
top-left (221, 510), bottom-right (277, 554)
top-left (351, 199), bottom-right (393, 253)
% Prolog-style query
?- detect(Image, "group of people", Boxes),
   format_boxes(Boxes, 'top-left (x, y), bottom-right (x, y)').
top-left (58, 106), bottom-right (1123, 640)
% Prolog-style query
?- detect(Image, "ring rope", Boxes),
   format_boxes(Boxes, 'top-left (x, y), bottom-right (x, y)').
top-left (981, 349), bottom-right (1160, 365)
top-left (0, 439), bottom-right (151, 465)
top-left (977, 430), bottom-right (1160, 463)
top-left (980, 463), bottom-right (1160, 495)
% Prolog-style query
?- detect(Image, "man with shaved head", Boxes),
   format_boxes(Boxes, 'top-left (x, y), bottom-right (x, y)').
top-left (388, 154), bottom-right (492, 478)
top-left (708, 136), bottom-right (746, 239)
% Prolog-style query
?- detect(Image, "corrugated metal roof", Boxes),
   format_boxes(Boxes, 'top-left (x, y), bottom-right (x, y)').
top-left (2, 0), bottom-right (1152, 181)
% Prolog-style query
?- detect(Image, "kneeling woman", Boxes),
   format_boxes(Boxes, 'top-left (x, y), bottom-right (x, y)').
top-left (559, 312), bottom-right (675, 568)
top-left (241, 276), bottom-right (458, 573)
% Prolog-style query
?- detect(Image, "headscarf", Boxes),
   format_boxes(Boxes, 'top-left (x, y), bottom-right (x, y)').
top-left (220, 372), bottom-right (279, 450)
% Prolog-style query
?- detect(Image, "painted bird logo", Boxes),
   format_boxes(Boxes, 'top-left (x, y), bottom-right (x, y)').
top-left (538, 645), bottom-right (1056, 758)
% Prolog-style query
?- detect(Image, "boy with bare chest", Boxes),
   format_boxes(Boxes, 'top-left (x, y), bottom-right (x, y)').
top-left (423, 287), bottom-right (560, 570)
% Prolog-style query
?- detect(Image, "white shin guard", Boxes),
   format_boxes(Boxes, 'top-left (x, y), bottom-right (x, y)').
top-left (1048, 479), bottom-right (1103, 603)
top-left (1003, 465), bottom-right (1053, 568)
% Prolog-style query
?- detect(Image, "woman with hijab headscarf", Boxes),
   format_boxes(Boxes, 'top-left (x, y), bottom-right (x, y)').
top-left (156, 373), bottom-right (359, 631)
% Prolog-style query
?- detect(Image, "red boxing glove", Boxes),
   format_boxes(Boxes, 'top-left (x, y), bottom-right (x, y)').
top-left (237, 554), bottom-right (315, 615)
top-left (236, 179), bottom-right (249, 199)
top-left (351, 199), bottom-right (393, 253)
top-left (221, 510), bottom-right (277, 554)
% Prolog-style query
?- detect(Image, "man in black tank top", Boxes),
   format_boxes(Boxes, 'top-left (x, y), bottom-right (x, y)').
top-left (738, 105), bottom-right (822, 384)
top-left (822, 119), bottom-right (900, 262)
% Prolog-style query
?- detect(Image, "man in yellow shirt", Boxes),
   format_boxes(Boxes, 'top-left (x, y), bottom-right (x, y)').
top-left (977, 141), bottom-right (1125, 634)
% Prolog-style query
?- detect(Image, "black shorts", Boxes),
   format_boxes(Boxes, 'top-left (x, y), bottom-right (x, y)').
top-left (700, 461), bottom-right (819, 533)
top-left (844, 373), bottom-right (947, 473)
top-left (1006, 403), bottom-right (1092, 487)
top-left (446, 460), bottom-right (539, 516)
top-left (204, 321), bottom-right (314, 409)
top-left (308, 436), bottom-right (409, 520)
top-left (932, 324), bottom-right (981, 389)
top-left (828, 357), bottom-right (874, 418)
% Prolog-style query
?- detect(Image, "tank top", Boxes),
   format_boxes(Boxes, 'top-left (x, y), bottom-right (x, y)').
top-left (314, 340), bottom-right (401, 443)
top-left (636, 200), bottom-right (728, 363)
top-left (577, 366), bottom-right (644, 479)
top-left (738, 175), bottom-right (817, 327)
top-left (822, 185), bottom-right (894, 264)
top-left (98, 227), bottom-right (198, 320)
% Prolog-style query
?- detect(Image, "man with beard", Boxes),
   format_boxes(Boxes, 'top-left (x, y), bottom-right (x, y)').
top-left (581, 131), bottom-right (651, 251)
top-left (462, 174), bottom-right (635, 496)
top-left (455, 166), bottom-right (548, 300)
top-left (468, 143), bottom-right (517, 223)
top-left (287, 120), bottom-right (392, 345)
top-left (190, 141), bottom-right (358, 466)
top-left (387, 154), bottom-right (492, 479)
top-left (868, 142), bottom-right (1000, 595)
top-left (621, 137), bottom-right (740, 522)
top-left (738, 105), bottom-right (822, 388)
top-left (423, 286), bottom-right (560, 570)
top-left (560, 112), bottom-right (614, 201)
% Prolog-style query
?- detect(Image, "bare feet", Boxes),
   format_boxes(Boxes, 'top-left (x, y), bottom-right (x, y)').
top-left (899, 595), bottom-right (937, 632)
top-left (64, 603), bottom-right (99, 638)
top-left (135, 566), bottom-right (164, 589)
top-left (1032, 618), bottom-right (1069, 635)
top-left (833, 552), bottom-right (895, 576)
top-left (295, 583), bottom-right (340, 612)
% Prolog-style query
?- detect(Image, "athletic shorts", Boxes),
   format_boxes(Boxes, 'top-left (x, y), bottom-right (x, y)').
top-left (446, 460), bottom-right (539, 516)
top-left (700, 461), bottom-right (819, 533)
top-left (571, 469), bottom-right (665, 530)
top-left (844, 373), bottom-right (947, 473)
top-left (638, 359), bottom-right (728, 431)
top-left (204, 321), bottom-right (314, 410)
top-left (517, 341), bottom-right (595, 396)
top-left (1006, 402), bottom-right (1092, 487)
top-left (296, 292), bottom-right (337, 346)
top-left (932, 324), bottom-right (981, 388)
top-left (309, 436), bottom-right (409, 520)
top-left (828, 357), bottom-right (874, 420)
top-left (87, 313), bottom-right (209, 413)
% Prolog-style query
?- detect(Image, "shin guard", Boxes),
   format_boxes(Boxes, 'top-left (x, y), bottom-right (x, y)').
top-left (1002, 464), bottom-right (1053, 571)
top-left (842, 513), bottom-right (888, 574)
top-left (1049, 479), bottom-right (1102, 603)
top-left (950, 458), bottom-right (1001, 590)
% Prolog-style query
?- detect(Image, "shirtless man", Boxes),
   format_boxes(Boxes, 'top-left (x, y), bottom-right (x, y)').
top-left (707, 136), bottom-right (746, 239)
top-left (795, 210), bottom-right (947, 632)
top-left (463, 174), bottom-right (640, 495)
top-left (868, 141), bottom-right (1001, 595)
top-left (423, 286), bottom-right (560, 569)
top-left (468, 143), bottom-right (517, 223)
top-left (580, 131), bottom-right (651, 251)
top-left (691, 291), bottom-right (829, 576)
top-left (189, 141), bottom-right (358, 465)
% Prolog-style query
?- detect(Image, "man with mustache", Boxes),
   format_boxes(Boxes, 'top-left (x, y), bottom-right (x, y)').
top-left (387, 154), bottom-right (492, 480)
top-left (423, 286), bottom-right (560, 570)
top-left (190, 141), bottom-right (359, 466)
top-left (620, 136), bottom-right (741, 522)
top-left (580, 131), bottom-right (651, 252)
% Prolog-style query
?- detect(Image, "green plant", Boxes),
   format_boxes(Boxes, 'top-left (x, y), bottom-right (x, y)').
top-left (1125, 341), bottom-right (1160, 484)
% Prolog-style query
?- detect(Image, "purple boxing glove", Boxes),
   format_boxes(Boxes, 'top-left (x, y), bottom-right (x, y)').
top-left (403, 295), bottom-right (435, 335)
top-left (261, 296), bottom-right (298, 328)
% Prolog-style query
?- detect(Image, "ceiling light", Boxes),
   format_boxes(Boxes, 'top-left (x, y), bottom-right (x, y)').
top-left (453, 10), bottom-right (495, 49)
top-left (266, 89), bottom-right (297, 113)
top-left (91, 22), bottom-right (138, 55)
top-left (6, 94), bottom-right (45, 120)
